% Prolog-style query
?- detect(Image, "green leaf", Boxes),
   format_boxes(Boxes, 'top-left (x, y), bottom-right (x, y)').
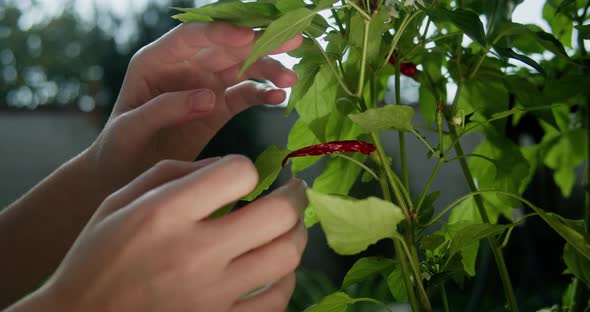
top-left (242, 8), bottom-right (316, 73)
top-left (446, 222), bottom-right (512, 260)
top-left (287, 119), bottom-right (322, 175)
top-left (386, 266), bottom-right (409, 302)
top-left (495, 22), bottom-right (569, 58)
top-left (541, 213), bottom-right (590, 260)
top-left (543, 128), bottom-right (588, 197)
top-left (429, 8), bottom-right (487, 46)
top-left (276, 0), bottom-right (306, 13)
top-left (242, 146), bottom-right (290, 201)
top-left (296, 65), bottom-right (339, 124)
top-left (417, 191), bottom-right (440, 227)
top-left (563, 243), bottom-right (590, 288)
top-left (306, 14), bottom-right (330, 38)
top-left (494, 47), bottom-right (546, 75)
top-left (575, 24), bottom-right (590, 39)
top-left (341, 257), bottom-right (396, 289)
top-left (457, 63), bottom-right (509, 117)
top-left (304, 292), bottom-right (354, 312)
top-left (172, 2), bottom-right (280, 28)
top-left (307, 189), bottom-right (405, 255)
top-left (349, 105), bottom-right (415, 132)
top-left (418, 86), bottom-right (437, 125)
top-left (304, 154), bottom-right (365, 228)
top-left (470, 132), bottom-right (530, 207)
top-left (287, 59), bottom-right (323, 115)
top-left (349, 9), bottom-right (390, 67)
top-left (543, 1), bottom-right (573, 47)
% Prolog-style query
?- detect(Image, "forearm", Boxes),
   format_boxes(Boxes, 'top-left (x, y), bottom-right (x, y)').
top-left (0, 149), bottom-right (104, 308)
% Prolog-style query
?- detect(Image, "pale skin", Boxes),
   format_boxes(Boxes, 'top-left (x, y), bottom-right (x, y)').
top-left (1, 22), bottom-right (307, 311)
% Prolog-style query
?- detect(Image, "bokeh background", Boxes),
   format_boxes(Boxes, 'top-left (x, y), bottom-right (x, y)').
top-left (1, 0), bottom-right (587, 310)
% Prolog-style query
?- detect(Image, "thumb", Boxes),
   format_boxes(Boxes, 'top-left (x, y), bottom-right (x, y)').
top-left (122, 88), bottom-right (216, 135)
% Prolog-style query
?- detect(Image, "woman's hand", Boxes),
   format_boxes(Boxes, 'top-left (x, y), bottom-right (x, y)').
top-left (10, 156), bottom-right (308, 312)
top-left (88, 22), bottom-right (302, 197)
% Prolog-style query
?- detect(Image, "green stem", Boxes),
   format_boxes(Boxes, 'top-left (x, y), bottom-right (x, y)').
top-left (382, 10), bottom-right (422, 68)
top-left (308, 35), bottom-right (355, 97)
top-left (347, 0), bottom-right (371, 20)
top-left (444, 153), bottom-right (496, 164)
top-left (416, 157), bottom-right (444, 212)
top-left (395, 234), bottom-right (433, 311)
top-left (393, 240), bottom-right (420, 311)
top-left (449, 126), bottom-right (519, 312)
top-left (585, 87), bottom-right (590, 243)
top-left (351, 297), bottom-right (394, 312)
top-left (395, 56), bottom-right (410, 191)
top-left (334, 154), bottom-right (379, 181)
top-left (356, 19), bottom-right (370, 97)
top-left (372, 132), bottom-right (409, 217)
top-left (378, 175), bottom-right (420, 311)
top-left (570, 278), bottom-right (590, 312)
top-left (441, 285), bottom-right (451, 312)
top-left (467, 50), bottom-right (489, 81)
top-left (403, 32), bottom-right (462, 61)
top-left (331, 8), bottom-right (346, 35)
top-left (410, 129), bottom-right (440, 157)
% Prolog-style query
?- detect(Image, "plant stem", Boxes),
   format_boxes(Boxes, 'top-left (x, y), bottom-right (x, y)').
top-left (356, 19), bottom-right (370, 97)
top-left (410, 129), bottom-right (440, 157)
top-left (351, 297), bottom-right (394, 312)
top-left (441, 285), bottom-right (450, 312)
top-left (448, 125), bottom-right (519, 312)
top-left (334, 154), bottom-right (379, 181)
top-left (372, 132), bottom-right (409, 216)
top-left (383, 10), bottom-right (422, 68)
top-left (416, 157), bottom-right (444, 212)
top-left (395, 234), bottom-right (433, 311)
top-left (393, 240), bottom-right (420, 311)
top-left (331, 8), bottom-right (346, 35)
top-left (378, 175), bottom-right (420, 311)
top-left (570, 278), bottom-right (590, 312)
top-left (308, 35), bottom-right (355, 97)
top-left (395, 56), bottom-right (410, 191)
top-left (347, 0), bottom-right (372, 20)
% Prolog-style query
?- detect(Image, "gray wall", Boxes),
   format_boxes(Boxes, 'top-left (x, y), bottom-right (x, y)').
top-left (0, 112), bottom-right (100, 207)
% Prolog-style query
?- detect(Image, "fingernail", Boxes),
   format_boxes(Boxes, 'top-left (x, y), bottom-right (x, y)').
top-left (190, 89), bottom-right (214, 113)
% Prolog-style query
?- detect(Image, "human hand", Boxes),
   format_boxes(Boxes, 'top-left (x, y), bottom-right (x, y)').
top-left (21, 156), bottom-right (307, 312)
top-left (88, 22), bottom-right (302, 196)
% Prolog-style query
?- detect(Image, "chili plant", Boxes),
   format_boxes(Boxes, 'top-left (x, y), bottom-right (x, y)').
top-left (173, 0), bottom-right (590, 311)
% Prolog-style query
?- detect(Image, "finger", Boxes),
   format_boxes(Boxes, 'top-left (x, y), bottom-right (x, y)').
top-left (231, 273), bottom-right (296, 312)
top-left (96, 158), bottom-right (220, 219)
top-left (223, 221), bottom-right (307, 297)
top-left (190, 33), bottom-right (303, 74)
top-left (206, 179), bottom-right (307, 256)
top-left (217, 56), bottom-right (298, 87)
top-left (117, 88), bottom-right (215, 141)
top-left (131, 155), bottom-right (259, 222)
top-left (223, 81), bottom-right (286, 116)
top-left (139, 22), bottom-right (255, 65)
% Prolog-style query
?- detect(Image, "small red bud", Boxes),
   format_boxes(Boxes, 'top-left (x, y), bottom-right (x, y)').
top-left (388, 55), bottom-right (396, 65)
top-left (400, 62), bottom-right (417, 77)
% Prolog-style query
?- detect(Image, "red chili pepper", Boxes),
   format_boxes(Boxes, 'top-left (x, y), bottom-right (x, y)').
top-left (388, 56), bottom-right (418, 77)
top-left (282, 140), bottom-right (376, 166)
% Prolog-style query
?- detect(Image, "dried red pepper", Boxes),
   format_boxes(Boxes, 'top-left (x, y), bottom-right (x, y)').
top-left (388, 56), bottom-right (418, 77)
top-left (282, 140), bottom-right (376, 166)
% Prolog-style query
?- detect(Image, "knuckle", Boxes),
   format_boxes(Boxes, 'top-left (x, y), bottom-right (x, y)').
top-left (153, 159), bottom-right (181, 173)
top-left (224, 155), bottom-right (258, 185)
top-left (270, 196), bottom-right (299, 228)
top-left (279, 241), bottom-right (302, 271)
